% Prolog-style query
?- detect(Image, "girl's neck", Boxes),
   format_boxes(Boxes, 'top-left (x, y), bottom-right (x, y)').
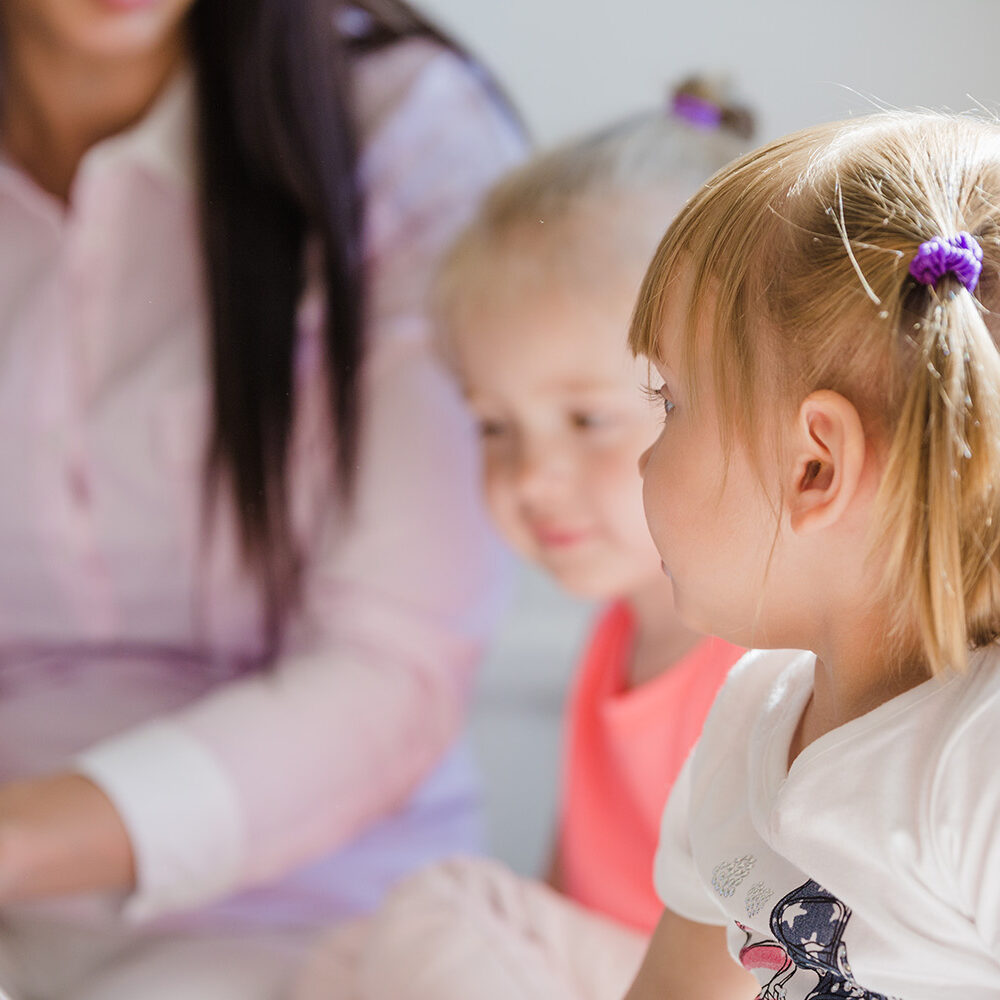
top-left (789, 605), bottom-right (932, 766)
top-left (623, 574), bottom-right (703, 690)
top-left (0, 24), bottom-right (185, 200)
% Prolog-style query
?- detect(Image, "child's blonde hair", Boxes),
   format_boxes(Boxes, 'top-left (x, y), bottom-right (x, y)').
top-left (629, 112), bottom-right (1000, 675)
top-left (434, 79), bottom-right (753, 344)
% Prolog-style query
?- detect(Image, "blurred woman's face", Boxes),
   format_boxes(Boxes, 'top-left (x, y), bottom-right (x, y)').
top-left (1, 0), bottom-right (196, 63)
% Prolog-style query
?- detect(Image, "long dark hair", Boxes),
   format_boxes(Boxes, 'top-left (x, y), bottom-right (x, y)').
top-left (186, 0), bottom-right (461, 643)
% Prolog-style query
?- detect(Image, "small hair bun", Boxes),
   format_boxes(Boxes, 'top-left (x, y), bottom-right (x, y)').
top-left (670, 75), bottom-right (755, 141)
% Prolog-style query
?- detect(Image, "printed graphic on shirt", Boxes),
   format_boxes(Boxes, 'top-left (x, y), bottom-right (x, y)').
top-left (733, 880), bottom-right (893, 1000)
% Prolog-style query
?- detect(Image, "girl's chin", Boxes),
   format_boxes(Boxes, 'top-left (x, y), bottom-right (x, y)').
top-left (96, 0), bottom-right (164, 10)
top-left (542, 563), bottom-right (651, 604)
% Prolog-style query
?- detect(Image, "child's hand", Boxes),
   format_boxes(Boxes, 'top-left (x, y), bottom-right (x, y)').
top-left (625, 907), bottom-right (757, 1000)
top-left (0, 773), bottom-right (134, 902)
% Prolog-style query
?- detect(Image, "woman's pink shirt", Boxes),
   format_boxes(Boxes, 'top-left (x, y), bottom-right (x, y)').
top-left (0, 39), bottom-right (523, 926)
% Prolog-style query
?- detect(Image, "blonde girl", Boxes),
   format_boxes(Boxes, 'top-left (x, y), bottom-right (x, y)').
top-left (293, 81), bottom-right (752, 1000)
top-left (627, 112), bottom-right (1000, 999)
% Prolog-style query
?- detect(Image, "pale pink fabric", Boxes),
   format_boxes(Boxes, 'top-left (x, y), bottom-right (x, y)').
top-left (0, 905), bottom-right (305, 1000)
top-left (559, 602), bottom-right (743, 931)
top-left (0, 36), bottom-right (524, 928)
top-left (290, 609), bottom-right (742, 1000)
top-left (292, 858), bottom-right (648, 1000)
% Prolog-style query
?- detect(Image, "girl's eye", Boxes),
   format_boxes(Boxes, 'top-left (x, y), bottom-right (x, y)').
top-left (643, 383), bottom-right (675, 419)
top-left (477, 418), bottom-right (508, 438)
top-left (660, 389), bottom-right (675, 418)
top-left (570, 412), bottom-right (606, 430)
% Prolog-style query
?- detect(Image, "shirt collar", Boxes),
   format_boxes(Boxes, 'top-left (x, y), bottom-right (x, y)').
top-left (78, 64), bottom-right (197, 195)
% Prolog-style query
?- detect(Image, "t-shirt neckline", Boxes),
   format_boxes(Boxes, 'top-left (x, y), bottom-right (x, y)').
top-left (750, 650), bottom-right (957, 825)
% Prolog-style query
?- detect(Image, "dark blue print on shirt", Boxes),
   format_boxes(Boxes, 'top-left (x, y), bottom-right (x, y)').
top-left (735, 879), bottom-right (893, 1000)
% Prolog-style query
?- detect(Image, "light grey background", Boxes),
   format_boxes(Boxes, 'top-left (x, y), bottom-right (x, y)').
top-left (422, 0), bottom-right (1000, 146)
top-left (419, 0), bottom-right (1000, 875)
top-left (470, 565), bottom-right (593, 877)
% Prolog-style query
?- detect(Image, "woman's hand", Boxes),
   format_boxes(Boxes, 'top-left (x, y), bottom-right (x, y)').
top-left (0, 774), bottom-right (135, 903)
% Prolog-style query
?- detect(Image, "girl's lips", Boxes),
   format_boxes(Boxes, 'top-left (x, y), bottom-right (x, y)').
top-left (532, 525), bottom-right (594, 549)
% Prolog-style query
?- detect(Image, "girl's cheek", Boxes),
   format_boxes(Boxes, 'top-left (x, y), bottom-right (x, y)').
top-left (482, 467), bottom-right (517, 532)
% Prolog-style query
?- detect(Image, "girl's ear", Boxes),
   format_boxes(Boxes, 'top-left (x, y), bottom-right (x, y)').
top-left (787, 390), bottom-right (866, 535)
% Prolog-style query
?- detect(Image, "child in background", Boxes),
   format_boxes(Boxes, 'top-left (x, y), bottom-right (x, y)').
top-left (626, 112), bottom-right (1000, 1000)
top-left (293, 80), bottom-right (751, 1000)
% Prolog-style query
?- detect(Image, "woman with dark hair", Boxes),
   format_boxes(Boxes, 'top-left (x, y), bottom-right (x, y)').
top-left (0, 0), bottom-right (523, 994)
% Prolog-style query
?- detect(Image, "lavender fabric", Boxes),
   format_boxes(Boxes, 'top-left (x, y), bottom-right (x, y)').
top-left (908, 231), bottom-right (983, 292)
top-left (671, 92), bottom-right (722, 129)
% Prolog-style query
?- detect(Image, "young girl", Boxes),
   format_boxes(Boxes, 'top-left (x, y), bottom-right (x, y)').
top-left (626, 112), bottom-right (1000, 999)
top-left (294, 81), bottom-right (750, 1000)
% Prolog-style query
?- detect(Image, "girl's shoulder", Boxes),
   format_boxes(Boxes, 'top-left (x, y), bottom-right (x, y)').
top-left (926, 643), bottom-right (1000, 787)
top-left (923, 644), bottom-right (1000, 775)
top-left (909, 645), bottom-right (1000, 942)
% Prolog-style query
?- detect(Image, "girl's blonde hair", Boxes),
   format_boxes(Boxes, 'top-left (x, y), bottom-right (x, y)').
top-left (434, 79), bottom-right (754, 342)
top-left (630, 112), bottom-right (1000, 675)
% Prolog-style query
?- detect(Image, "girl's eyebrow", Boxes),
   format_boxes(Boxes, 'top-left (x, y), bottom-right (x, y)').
top-left (462, 390), bottom-right (494, 405)
top-left (545, 377), bottom-right (633, 394)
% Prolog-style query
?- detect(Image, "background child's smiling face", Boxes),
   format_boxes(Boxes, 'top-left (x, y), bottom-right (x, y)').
top-left (453, 277), bottom-right (664, 600)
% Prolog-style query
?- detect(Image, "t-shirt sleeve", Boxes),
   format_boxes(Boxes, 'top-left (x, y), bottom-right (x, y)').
top-left (653, 748), bottom-right (729, 926)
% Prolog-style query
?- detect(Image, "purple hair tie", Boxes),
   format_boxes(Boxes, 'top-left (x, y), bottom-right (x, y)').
top-left (672, 92), bottom-right (722, 130)
top-left (908, 232), bottom-right (984, 293)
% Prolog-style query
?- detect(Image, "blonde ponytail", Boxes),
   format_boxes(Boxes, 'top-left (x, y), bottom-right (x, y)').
top-left (877, 279), bottom-right (1000, 672)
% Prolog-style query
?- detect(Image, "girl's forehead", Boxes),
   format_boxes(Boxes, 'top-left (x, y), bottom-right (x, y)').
top-left (459, 279), bottom-right (641, 360)
top-left (648, 290), bottom-right (694, 370)
top-left (633, 260), bottom-right (697, 355)
top-left (462, 342), bottom-right (647, 400)
top-left (458, 336), bottom-right (649, 412)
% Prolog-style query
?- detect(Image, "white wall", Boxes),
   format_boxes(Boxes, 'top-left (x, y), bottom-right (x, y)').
top-left (420, 0), bottom-right (1000, 145)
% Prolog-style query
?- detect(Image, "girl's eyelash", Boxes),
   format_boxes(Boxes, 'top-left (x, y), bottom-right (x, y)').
top-left (642, 383), bottom-right (675, 417)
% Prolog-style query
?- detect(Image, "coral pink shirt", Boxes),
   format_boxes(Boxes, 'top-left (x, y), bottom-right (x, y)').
top-left (0, 38), bottom-right (523, 927)
top-left (558, 602), bottom-right (742, 933)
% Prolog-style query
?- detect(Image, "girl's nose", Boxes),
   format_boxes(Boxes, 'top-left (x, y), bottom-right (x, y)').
top-left (637, 444), bottom-right (653, 478)
top-left (513, 437), bottom-right (568, 500)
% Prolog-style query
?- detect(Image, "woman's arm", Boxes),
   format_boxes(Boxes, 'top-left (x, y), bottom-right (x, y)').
top-left (625, 908), bottom-right (758, 1000)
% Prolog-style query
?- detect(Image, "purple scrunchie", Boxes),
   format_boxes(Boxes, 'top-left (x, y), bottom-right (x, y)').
top-left (908, 232), bottom-right (984, 292)
top-left (672, 93), bottom-right (722, 129)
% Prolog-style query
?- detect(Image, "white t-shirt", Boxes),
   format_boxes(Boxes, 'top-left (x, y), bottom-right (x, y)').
top-left (654, 646), bottom-right (1000, 999)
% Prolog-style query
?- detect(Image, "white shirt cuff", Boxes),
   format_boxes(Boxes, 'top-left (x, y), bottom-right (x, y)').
top-left (75, 721), bottom-right (245, 922)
